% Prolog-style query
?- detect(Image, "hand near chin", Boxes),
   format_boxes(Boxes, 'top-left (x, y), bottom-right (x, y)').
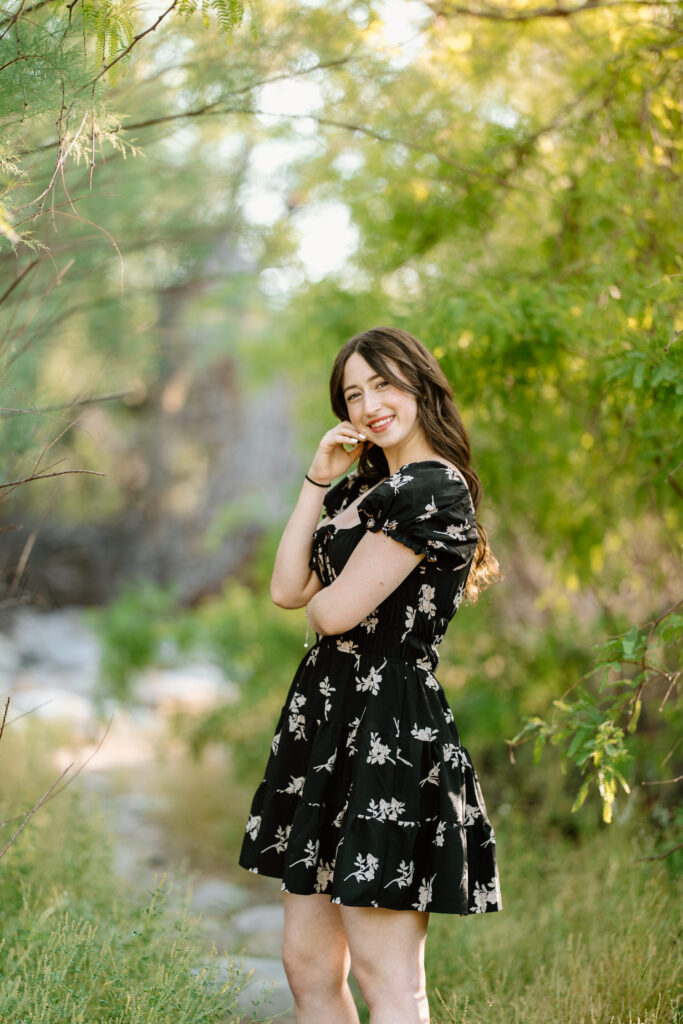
top-left (308, 421), bottom-right (374, 484)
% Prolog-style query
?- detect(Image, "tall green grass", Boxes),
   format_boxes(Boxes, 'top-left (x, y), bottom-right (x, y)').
top-left (425, 819), bottom-right (681, 1024)
top-left (0, 722), bottom-right (269, 1024)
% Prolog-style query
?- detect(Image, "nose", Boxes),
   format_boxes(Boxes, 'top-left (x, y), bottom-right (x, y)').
top-left (363, 391), bottom-right (383, 420)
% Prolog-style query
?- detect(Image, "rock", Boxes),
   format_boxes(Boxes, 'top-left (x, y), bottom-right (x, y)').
top-left (198, 915), bottom-right (239, 955)
top-left (11, 608), bottom-right (100, 678)
top-left (7, 685), bottom-right (95, 729)
top-left (211, 953), bottom-right (293, 1018)
top-left (75, 708), bottom-right (161, 769)
top-left (232, 903), bottom-right (285, 935)
top-left (133, 664), bottom-right (238, 714)
top-left (190, 878), bottom-right (251, 915)
top-left (231, 903), bottom-right (285, 957)
top-left (0, 633), bottom-right (20, 678)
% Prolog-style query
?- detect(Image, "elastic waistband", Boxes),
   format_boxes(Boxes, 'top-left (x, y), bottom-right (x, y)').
top-left (316, 632), bottom-right (438, 673)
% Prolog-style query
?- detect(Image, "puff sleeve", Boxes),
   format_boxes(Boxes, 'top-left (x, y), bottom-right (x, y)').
top-left (357, 463), bottom-right (479, 571)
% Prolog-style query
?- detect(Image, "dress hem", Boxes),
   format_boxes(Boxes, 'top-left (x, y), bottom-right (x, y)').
top-left (238, 859), bottom-right (500, 917)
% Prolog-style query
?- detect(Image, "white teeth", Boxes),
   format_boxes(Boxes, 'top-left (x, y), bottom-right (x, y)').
top-left (370, 416), bottom-right (394, 428)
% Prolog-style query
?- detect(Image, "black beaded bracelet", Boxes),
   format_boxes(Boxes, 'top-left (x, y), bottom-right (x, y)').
top-left (305, 473), bottom-right (331, 488)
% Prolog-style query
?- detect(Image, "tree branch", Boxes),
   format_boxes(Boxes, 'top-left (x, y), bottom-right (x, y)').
top-left (429, 0), bottom-right (676, 22)
top-left (80, 0), bottom-right (181, 93)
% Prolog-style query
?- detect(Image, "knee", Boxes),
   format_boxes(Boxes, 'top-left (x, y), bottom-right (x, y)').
top-left (351, 954), bottom-right (427, 1013)
top-left (282, 939), bottom-right (348, 1001)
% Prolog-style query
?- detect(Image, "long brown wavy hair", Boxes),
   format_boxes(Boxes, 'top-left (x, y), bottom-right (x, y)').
top-left (329, 326), bottom-right (504, 603)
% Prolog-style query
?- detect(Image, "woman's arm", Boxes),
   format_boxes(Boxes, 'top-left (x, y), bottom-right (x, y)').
top-left (269, 478), bottom-right (327, 608)
top-left (305, 530), bottom-right (425, 635)
top-left (270, 420), bottom-right (368, 609)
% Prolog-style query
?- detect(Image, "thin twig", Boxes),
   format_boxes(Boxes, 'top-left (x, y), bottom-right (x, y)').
top-left (0, 763), bottom-right (74, 860)
top-left (0, 469), bottom-right (105, 492)
top-left (0, 697), bottom-right (9, 744)
top-left (49, 715), bottom-right (114, 801)
top-left (0, 714), bottom-right (115, 827)
top-left (82, 0), bottom-right (181, 92)
top-left (5, 698), bottom-right (55, 727)
top-left (0, 389), bottom-right (136, 417)
top-left (8, 527), bottom-right (38, 598)
top-left (658, 671), bottom-right (680, 712)
top-left (636, 841), bottom-right (683, 862)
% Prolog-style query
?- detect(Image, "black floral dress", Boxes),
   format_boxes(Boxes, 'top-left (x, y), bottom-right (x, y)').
top-left (238, 460), bottom-right (502, 915)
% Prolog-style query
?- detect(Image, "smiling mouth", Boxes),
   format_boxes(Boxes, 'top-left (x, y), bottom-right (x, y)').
top-left (368, 415), bottom-right (395, 431)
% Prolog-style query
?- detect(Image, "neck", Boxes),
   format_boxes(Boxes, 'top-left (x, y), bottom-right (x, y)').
top-left (384, 441), bottom-right (439, 477)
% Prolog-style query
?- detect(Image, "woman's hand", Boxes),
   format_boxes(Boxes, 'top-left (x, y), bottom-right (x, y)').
top-left (307, 421), bottom-right (373, 485)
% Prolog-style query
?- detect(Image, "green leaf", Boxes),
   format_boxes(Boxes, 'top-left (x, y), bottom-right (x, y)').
top-left (571, 778), bottom-right (591, 813)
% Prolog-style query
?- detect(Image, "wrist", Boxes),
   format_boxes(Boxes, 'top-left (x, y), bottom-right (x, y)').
top-left (305, 470), bottom-right (331, 488)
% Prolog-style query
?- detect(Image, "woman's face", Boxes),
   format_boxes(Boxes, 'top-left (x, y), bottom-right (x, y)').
top-left (342, 351), bottom-right (421, 449)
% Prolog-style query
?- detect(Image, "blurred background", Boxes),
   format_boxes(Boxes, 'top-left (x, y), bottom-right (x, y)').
top-left (0, 0), bottom-right (681, 1021)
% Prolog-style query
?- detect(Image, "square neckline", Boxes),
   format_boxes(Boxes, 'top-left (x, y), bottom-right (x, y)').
top-left (315, 459), bottom-right (464, 534)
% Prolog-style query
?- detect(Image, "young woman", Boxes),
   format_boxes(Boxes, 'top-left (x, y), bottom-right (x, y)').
top-left (239, 326), bottom-right (503, 1024)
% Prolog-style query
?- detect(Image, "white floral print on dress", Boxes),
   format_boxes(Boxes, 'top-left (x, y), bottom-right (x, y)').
top-left (355, 660), bottom-right (387, 696)
top-left (344, 852), bottom-right (380, 882)
top-left (419, 764), bottom-right (440, 787)
top-left (367, 732), bottom-right (395, 765)
top-left (346, 712), bottom-right (365, 756)
top-left (359, 611), bottom-right (379, 633)
top-left (443, 743), bottom-right (469, 770)
top-left (464, 802), bottom-right (483, 826)
top-left (385, 859), bottom-right (414, 889)
top-left (261, 825), bottom-right (291, 855)
top-left (279, 775), bottom-right (305, 796)
top-left (290, 838), bottom-right (320, 869)
top-left (287, 692), bottom-right (307, 740)
top-left (411, 724), bottom-right (439, 742)
top-left (336, 639), bottom-right (359, 655)
top-left (313, 751), bottom-right (337, 774)
top-left (402, 606), bottom-right (416, 642)
top-left (423, 672), bottom-right (439, 691)
top-left (416, 497), bottom-right (437, 521)
top-left (418, 584), bottom-right (437, 618)
top-left (305, 647), bottom-right (319, 667)
top-left (388, 471), bottom-right (414, 493)
top-left (412, 874), bottom-right (436, 911)
top-left (366, 796), bottom-right (406, 821)
top-left (434, 821), bottom-right (446, 847)
top-left (245, 814), bottom-right (261, 841)
top-left (315, 860), bottom-right (335, 892)
top-left (470, 878), bottom-right (500, 913)
top-left (440, 521), bottom-right (471, 542)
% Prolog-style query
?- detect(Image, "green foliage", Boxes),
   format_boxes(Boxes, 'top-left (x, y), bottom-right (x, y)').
top-left (91, 570), bottom-right (304, 777)
top-left (92, 582), bottom-right (179, 702)
top-left (508, 604), bottom-right (682, 826)
top-left (0, 723), bottom-right (265, 1024)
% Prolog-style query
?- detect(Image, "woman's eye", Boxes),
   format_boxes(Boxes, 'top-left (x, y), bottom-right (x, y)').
top-left (376, 381), bottom-right (388, 389)
top-left (347, 392), bottom-right (361, 401)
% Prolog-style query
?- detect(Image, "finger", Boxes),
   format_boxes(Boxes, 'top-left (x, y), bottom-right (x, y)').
top-left (335, 433), bottom-right (365, 446)
top-left (336, 422), bottom-right (368, 441)
top-left (338, 428), bottom-right (368, 442)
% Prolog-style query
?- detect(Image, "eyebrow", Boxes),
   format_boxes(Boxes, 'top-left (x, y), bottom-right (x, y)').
top-left (343, 373), bottom-right (382, 394)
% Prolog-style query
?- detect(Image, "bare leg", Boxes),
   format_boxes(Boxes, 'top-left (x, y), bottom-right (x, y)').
top-left (341, 905), bottom-right (430, 1024)
top-left (282, 892), bottom-right (361, 1024)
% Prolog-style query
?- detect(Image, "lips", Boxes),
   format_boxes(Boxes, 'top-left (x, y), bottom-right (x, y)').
top-left (368, 415), bottom-right (395, 432)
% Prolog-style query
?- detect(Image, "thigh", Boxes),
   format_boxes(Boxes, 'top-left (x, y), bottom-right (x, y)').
top-left (283, 892), bottom-right (351, 962)
top-left (340, 905), bottom-right (429, 975)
